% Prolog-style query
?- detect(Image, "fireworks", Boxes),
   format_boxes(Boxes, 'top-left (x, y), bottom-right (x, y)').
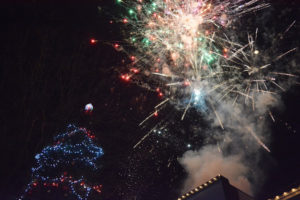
top-left (116, 0), bottom-right (297, 151)
top-left (118, 0), bottom-right (271, 111)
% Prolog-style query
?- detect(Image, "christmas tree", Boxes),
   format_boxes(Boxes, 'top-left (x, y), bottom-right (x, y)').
top-left (19, 125), bottom-right (104, 200)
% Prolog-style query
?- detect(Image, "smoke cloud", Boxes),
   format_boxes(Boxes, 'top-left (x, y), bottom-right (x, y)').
top-left (179, 145), bottom-right (251, 194)
top-left (178, 92), bottom-right (283, 195)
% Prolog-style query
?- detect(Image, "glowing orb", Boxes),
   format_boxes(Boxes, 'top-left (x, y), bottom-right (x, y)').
top-left (85, 103), bottom-right (94, 113)
top-left (90, 38), bottom-right (97, 44)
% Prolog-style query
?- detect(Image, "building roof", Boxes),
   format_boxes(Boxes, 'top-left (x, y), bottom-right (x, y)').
top-left (177, 175), bottom-right (253, 200)
top-left (267, 185), bottom-right (300, 200)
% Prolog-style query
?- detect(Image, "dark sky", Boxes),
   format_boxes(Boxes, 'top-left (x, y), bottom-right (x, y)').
top-left (0, 0), bottom-right (300, 200)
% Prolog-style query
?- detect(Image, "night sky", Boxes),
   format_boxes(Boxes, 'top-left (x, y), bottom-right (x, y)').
top-left (1, 0), bottom-right (300, 200)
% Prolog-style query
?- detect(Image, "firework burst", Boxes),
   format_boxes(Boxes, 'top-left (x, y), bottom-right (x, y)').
top-left (116, 0), bottom-right (297, 151)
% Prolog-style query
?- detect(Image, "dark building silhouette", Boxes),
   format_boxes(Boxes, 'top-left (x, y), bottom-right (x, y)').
top-left (177, 175), bottom-right (253, 200)
top-left (267, 185), bottom-right (300, 200)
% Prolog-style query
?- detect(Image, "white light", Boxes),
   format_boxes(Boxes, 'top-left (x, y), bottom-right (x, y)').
top-left (194, 89), bottom-right (200, 96)
top-left (193, 89), bottom-right (201, 101)
top-left (85, 103), bottom-right (94, 112)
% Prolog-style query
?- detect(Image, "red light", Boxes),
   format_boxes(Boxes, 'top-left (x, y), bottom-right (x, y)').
top-left (123, 18), bottom-right (128, 23)
top-left (130, 56), bottom-right (136, 61)
top-left (93, 185), bottom-right (103, 193)
top-left (109, 20), bottom-right (113, 24)
top-left (156, 88), bottom-right (160, 92)
top-left (114, 43), bottom-right (120, 49)
top-left (33, 182), bottom-right (37, 187)
top-left (90, 38), bottom-right (97, 44)
top-left (130, 68), bottom-right (139, 73)
top-left (154, 111), bottom-right (158, 117)
top-left (158, 92), bottom-right (163, 97)
top-left (184, 80), bottom-right (191, 86)
top-left (183, 80), bottom-right (191, 86)
top-left (121, 74), bottom-right (130, 81)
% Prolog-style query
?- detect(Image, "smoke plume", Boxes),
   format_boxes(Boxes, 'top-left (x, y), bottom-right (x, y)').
top-left (179, 145), bottom-right (251, 194)
top-left (178, 92), bottom-right (283, 195)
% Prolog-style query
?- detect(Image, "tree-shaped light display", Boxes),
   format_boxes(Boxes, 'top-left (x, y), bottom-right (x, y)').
top-left (19, 125), bottom-right (104, 200)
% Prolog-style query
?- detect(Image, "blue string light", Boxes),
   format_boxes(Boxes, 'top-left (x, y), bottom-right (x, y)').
top-left (19, 125), bottom-right (104, 200)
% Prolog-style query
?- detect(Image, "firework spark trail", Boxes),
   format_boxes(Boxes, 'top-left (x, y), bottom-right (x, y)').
top-left (155, 98), bottom-right (169, 109)
top-left (269, 110), bottom-right (275, 122)
top-left (271, 81), bottom-right (285, 92)
top-left (270, 72), bottom-right (298, 77)
top-left (283, 20), bottom-right (296, 36)
top-left (208, 100), bottom-right (224, 130)
top-left (274, 48), bottom-right (297, 61)
top-left (133, 127), bottom-right (155, 149)
top-left (134, 123), bottom-right (165, 149)
top-left (139, 110), bottom-right (160, 126)
top-left (245, 125), bottom-right (271, 152)
top-left (181, 97), bottom-right (192, 120)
